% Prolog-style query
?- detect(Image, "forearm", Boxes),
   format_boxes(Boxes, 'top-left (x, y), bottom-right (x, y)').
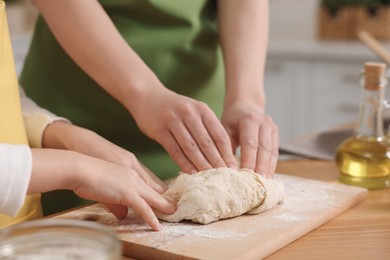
top-left (42, 121), bottom-right (133, 167)
top-left (217, 0), bottom-right (269, 110)
top-left (31, 0), bottom-right (164, 114)
top-left (43, 121), bottom-right (95, 151)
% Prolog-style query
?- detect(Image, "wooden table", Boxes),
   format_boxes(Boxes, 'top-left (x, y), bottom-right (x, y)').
top-left (268, 159), bottom-right (390, 259)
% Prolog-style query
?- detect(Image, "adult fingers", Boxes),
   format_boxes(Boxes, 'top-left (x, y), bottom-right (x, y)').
top-left (202, 113), bottom-right (238, 169)
top-left (268, 124), bottom-right (279, 176)
top-left (157, 130), bottom-right (197, 174)
top-left (254, 120), bottom-right (274, 178)
top-left (224, 125), bottom-right (239, 156)
top-left (168, 120), bottom-right (212, 171)
top-left (239, 116), bottom-right (259, 172)
top-left (184, 116), bottom-right (227, 169)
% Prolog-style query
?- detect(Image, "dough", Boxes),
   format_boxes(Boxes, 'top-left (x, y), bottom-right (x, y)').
top-left (157, 167), bottom-right (284, 224)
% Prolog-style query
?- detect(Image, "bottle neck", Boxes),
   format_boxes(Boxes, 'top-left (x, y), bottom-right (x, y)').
top-left (357, 86), bottom-right (385, 139)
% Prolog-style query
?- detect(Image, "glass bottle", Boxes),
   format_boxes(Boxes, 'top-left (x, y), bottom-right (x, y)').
top-left (335, 62), bottom-right (390, 189)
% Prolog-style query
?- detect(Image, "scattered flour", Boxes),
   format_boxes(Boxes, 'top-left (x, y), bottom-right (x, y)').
top-left (274, 213), bottom-right (310, 222)
top-left (92, 212), bottom-right (246, 248)
top-left (280, 176), bottom-right (336, 212)
top-left (57, 173), bottom-right (353, 249)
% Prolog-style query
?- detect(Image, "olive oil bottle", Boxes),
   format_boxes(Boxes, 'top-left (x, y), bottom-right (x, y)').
top-left (336, 62), bottom-right (390, 189)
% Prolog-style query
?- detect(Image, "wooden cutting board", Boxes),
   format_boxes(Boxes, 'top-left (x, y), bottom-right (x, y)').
top-left (55, 173), bottom-right (368, 260)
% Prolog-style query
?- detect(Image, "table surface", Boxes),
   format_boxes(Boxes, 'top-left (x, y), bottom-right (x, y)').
top-left (266, 159), bottom-right (390, 259)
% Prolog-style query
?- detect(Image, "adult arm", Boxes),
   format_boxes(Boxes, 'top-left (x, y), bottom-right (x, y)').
top-left (217, 0), bottom-right (278, 177)
top-left (31, 0), bottom-right (237, 173)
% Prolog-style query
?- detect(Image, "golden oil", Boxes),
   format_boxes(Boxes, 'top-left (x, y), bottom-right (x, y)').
top-left (336, 136), bottom-right (390, 189)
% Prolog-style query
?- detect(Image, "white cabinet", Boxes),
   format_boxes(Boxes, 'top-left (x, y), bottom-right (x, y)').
top-left (265, 40), bottom-right (383, 144)
top-left (307, 62), bottom-right (362, 132)
top-left (264, 59), bottom-right (308, 142)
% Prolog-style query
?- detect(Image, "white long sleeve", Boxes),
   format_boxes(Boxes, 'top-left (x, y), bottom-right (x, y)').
top-left (0, 144), bottom-right (31, 216)
top-left (20, 87), bottom-right (69, 148)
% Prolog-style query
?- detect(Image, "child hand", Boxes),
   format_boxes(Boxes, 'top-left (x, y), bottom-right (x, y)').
top-left (30, 149), bottom-right (176, 231)
top-left (72, 155), bottom-right (176, 231)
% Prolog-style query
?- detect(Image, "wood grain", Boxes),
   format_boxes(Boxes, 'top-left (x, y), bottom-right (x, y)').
top-left (268, 160), bottom-right (390, 259)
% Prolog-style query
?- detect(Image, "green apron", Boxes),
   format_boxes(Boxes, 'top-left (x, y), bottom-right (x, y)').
top-left (20, 0), bottom-right (224, 214)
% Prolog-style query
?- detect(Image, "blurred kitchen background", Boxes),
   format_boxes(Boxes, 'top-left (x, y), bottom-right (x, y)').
top-left (7, 0), bottom-right (390, 145)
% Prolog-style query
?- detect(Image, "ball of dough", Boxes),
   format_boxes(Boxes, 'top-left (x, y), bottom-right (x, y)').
top-left (156, 167), bottom-right (284, 224)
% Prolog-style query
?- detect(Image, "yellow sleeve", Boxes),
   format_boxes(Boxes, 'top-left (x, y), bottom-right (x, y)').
top-left (19, 87), bottom-right (70, 148)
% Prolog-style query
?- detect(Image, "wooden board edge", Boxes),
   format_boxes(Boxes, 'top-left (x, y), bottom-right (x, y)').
top-left (234, 188), bottom-right (369, 260)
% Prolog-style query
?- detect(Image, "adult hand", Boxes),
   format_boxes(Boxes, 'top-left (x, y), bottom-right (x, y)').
top-left (221, 100), bottom-right (279, 178)
top-left (130, 88), bottom-right (238, 174)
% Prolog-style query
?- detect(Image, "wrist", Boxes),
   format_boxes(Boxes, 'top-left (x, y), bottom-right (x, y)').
top-left (125, 80), bottom-right (167, 116)
top-left (70, 152), bottom-right (94, 190)
top-left (224, 84), bottom-right (266, 111)
top-left (121, 74), bottom-right (166, 116)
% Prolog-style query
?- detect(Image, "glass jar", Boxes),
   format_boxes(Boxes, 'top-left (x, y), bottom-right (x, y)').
top-left (0, 219), bottom-right (121, 259)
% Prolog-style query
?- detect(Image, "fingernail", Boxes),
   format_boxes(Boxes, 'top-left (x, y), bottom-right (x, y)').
top-left (259, 172), bottom-right (269, 179)
top-left (189, 169), bottom-right (197, 174)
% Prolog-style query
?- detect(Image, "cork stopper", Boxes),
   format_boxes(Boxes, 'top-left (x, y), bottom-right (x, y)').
top-left (364, 62), bottom-right (387, 90)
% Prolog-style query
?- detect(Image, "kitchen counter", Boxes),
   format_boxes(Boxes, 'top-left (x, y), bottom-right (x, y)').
top-left (268, 159), bottom-right (390, 259)
top-left (268, 38), bottom-right (385, 62)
